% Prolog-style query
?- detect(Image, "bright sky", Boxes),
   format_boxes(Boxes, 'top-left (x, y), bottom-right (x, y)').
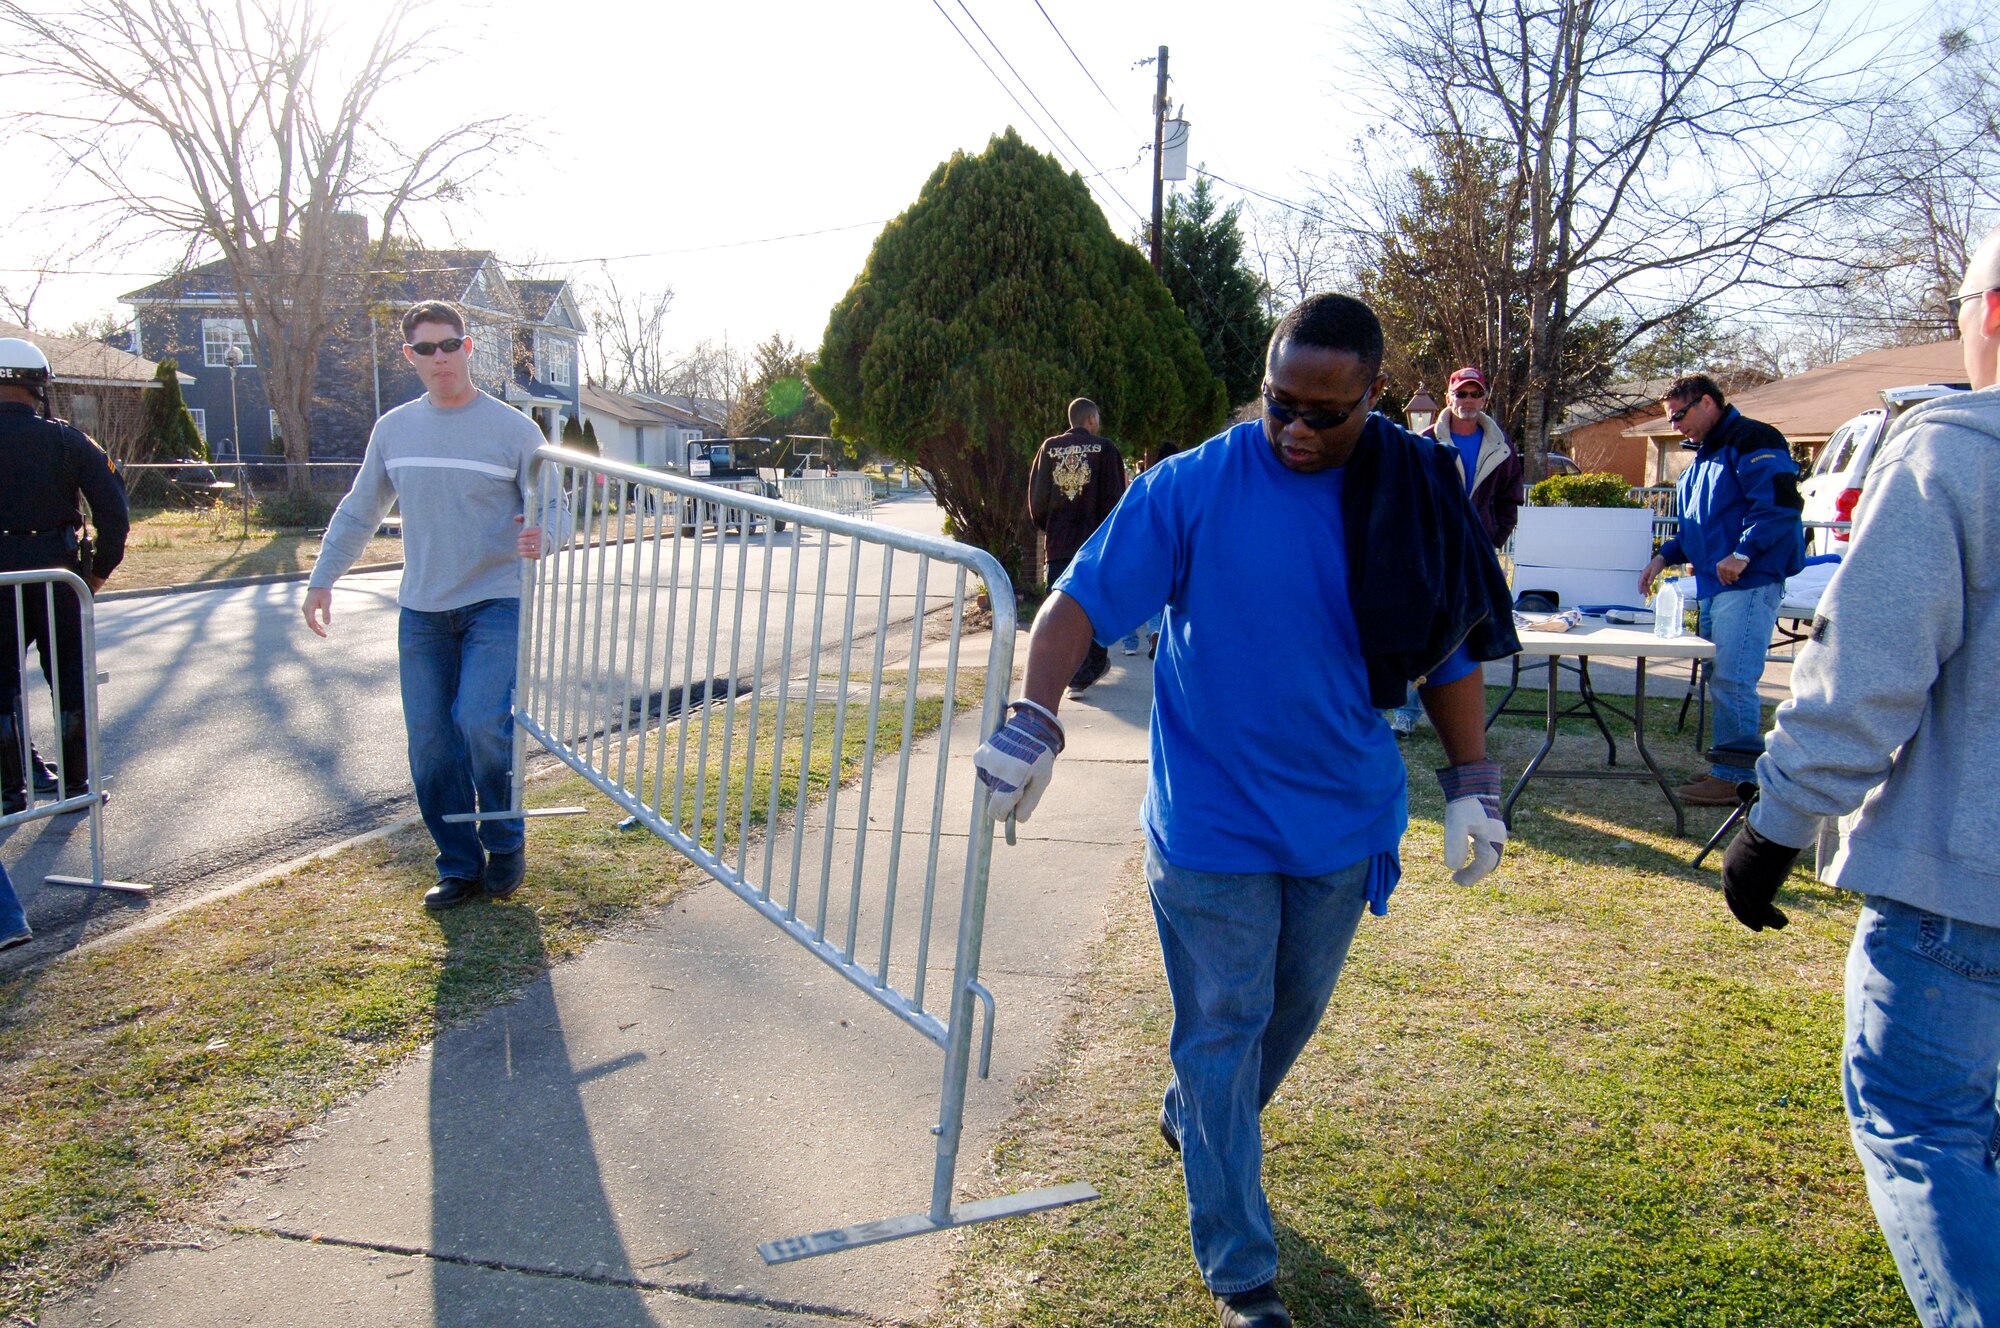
top-left (0, 0), bottom-right (1373, 359)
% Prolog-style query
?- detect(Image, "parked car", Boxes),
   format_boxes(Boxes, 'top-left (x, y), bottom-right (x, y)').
top-left (1545, 452), bottom-right (1581, 476)
top-left (1800, 382), bottom-right (1967, 555)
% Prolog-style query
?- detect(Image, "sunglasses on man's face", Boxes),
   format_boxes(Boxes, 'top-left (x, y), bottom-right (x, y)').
top-left (1667, 402), bottom-right (1698, 425)
top-left (1263, 387), bottom-right (1372, 432)
top-left (406, 336), bottom-right (467, 357)
top-left (1946, 287), bottom-right (1998, 320)
top-left (1452, 387), bottom-right (1486, 399)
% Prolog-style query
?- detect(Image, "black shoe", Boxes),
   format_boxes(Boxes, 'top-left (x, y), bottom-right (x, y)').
top-left (1066, 654), bottom-right (1110, 697)
top-left (1160, 1108), bottom-right (1180, 1155)
top-left (483, 849), bottom-right (525, 900)
top-left (30, 749), bottom-right (58, 797)
top-left (1, 790), bottom-right (20, 816)
top-left (423, 877), bottom-right (484, 911)
top-left (1216, 1283), bottom-right (1292, 1328)
top-left (0, 926), bottom-right (31, 953)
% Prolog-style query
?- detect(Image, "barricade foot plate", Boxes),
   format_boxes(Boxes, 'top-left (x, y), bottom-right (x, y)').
top-left (758, 1181), bottom-right (1099, 1264)
top-left (47, 874), bottom-right (154, 895)
top-left (441, 806), bottom-right (588, 823)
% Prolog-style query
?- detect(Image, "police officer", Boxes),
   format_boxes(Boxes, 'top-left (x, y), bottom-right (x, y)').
top-left (0, 336), bottom-right (128, 814)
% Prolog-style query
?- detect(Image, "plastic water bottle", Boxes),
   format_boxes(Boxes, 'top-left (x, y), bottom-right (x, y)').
top-left (1653, 576), bottom-right (1686, 639)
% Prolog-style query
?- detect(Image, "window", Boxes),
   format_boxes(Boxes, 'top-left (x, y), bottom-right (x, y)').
top-left (202, 318), bottom-right (254, 367)
top-left (187, 408), bottom-right (206, 441)
top-left (471, 323), bottom-right (506, 382)
top-left (534, 335), bottom-right (571, 386)
top-left (69, 394), bottom-right (101, 435)
top-left (269, 409), bottom-right (283, 442)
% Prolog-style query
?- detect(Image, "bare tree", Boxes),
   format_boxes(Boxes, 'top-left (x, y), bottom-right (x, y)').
top-left (659, 336), bottom-right (747, 418)
top-left (0, 264), bottom-right (49, 329)
top-left (1365, 0), bottom-right (1919, 474)
top-left (581, 271), bottom-right (675, 392)
top-left (1248, 204), bottom-right (1346, 316)
top-left (0, 0), bottom-right (517, 490)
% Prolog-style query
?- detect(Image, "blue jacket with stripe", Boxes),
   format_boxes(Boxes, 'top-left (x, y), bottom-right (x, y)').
top-left (1658, 406), bottom-right (1806, 598)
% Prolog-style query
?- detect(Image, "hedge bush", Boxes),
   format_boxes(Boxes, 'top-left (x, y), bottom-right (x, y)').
top-left (1528, 471), bottom-right (1641, 508)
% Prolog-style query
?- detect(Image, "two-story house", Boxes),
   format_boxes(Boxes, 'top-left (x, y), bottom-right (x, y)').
top-left (121, 247), bottom-right (583, 462)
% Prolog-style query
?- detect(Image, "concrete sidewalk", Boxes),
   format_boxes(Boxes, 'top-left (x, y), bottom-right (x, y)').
top-left (44, 635), bottom-right (1156, 1328)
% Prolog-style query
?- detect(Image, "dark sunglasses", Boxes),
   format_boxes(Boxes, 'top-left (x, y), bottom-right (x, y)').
top-left (406, 336), bottom-right (467, 356)
top-left (1666, 402), bottom-right (1698, 425)
top-left (1946, 287), bottom-right (1997, 319)
top-left (1452, 386), bottom-right (1486, 399)
top-left (1263, 387), bottom-right (1372, 432)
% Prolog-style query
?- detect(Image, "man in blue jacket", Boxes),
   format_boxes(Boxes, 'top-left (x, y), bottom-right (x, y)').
top-left (973, 294), bottom-right (1516, 1328)
top-left (1637, 374), bottom-right (1804, 805)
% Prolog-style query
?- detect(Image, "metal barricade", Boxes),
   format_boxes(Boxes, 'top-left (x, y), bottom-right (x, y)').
top-left (510, 448), bottom-right (1094, 1262)
top-left (1, 569), bottom-right (149, 893)
top-left (777, 474), bottom-right (875, 519)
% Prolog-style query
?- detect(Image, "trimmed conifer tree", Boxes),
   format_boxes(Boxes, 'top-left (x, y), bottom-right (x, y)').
top-left (814, 129), bottom-right (1224, 590)
top-left (138, 358), bottom-right (207, 463)
top-left (580, 418), bottom-right (600, 454)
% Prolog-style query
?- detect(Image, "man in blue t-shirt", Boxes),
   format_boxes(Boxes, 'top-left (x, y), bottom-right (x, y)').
top-left (974, 295), bottom-right (1513, 1328)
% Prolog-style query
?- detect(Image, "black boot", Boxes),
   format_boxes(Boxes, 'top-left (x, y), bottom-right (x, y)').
top-left (58, 708), bottom-right (90, 802)
top-left (0, 714), bottom-right (24, 815)
top-left (29, 742), bottom-right (58, 796)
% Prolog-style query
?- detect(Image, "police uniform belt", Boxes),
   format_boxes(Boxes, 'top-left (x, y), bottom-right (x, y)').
top-left (0, 527), bottom-right (75, 539)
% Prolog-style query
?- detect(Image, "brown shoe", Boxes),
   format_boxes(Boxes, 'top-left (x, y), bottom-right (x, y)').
top-left (1675, 775), bottom-right (1744, 807)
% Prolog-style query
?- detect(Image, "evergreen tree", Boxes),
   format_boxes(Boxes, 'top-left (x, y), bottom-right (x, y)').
top-left (1160, 175), bottom-right (1274, 409)
top-left (580, 418), bottom-right (600, 454)
top-left (816, 129), bottom-right (1224, 589)
top-left (728, 332), bottom-right (836, 443)
top-left (561, 412), bottom-right (586, 447)
top-left (137, 357), bottom-right (206, 463)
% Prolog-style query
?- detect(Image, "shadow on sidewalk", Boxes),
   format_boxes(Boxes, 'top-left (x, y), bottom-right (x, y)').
top-left (429, 905), bottom-right (655, 1327)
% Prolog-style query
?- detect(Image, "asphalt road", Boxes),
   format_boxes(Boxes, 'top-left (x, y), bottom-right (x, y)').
top-left (0, 490), bottom-right (957, 968)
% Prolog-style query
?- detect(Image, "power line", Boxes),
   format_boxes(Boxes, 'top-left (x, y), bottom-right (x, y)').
top-left (949, 0), bottom-right (1149, 229)
top-left (1031, 0), bottom-right (1143, 138)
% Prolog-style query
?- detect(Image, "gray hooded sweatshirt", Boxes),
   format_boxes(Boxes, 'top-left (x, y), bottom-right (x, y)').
top-left (1751, 386), bottom-right (2000, 927)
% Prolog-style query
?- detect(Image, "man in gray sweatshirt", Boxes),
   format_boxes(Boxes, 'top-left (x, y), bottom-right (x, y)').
top-left (304, 300), bottom-right (561, 911)
top-left (1722, 229), bottom-right (2000, 1323)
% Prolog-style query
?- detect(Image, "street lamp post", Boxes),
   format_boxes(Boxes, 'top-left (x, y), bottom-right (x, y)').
top-left (223, 344), bottom-right (248, 537)
top-left (1405, 382), bottom-right (1439, 434)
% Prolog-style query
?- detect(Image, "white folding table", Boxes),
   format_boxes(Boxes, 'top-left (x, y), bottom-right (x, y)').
top-left (1497, 623), bottom-right (1717, 837)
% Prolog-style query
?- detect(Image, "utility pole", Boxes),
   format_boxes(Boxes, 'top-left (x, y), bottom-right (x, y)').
top-left (1150, 45), bottom-right (1168, 274)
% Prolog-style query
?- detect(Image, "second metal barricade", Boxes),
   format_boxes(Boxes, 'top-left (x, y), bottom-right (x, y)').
top-left (511, 449), bottom-right (1094, 1261)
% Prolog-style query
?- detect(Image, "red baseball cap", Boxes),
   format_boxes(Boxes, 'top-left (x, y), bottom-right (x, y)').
top-left (1447, 366), bottom-right (1488, 393)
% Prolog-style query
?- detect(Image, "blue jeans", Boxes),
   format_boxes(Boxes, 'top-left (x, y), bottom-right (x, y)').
top-left (1147, 842), bottom-right (1371, 1294)
top-left (1698, 582), bottom-right (1781, 780)
top-left (398, 598), bottom-right (523, 883)
top-left (1387, 683), bottom-right (1423, 730)
top-left (1845, 898), bottom-right (2000, 1326)
top-left (0, 861), bottom-right (26, 939)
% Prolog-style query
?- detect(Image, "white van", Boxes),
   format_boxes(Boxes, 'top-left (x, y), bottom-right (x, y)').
top-left (1800, 382), bottom-right (1966, 555)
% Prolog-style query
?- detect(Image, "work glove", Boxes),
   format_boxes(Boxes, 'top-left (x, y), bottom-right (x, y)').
top-left (1721, 822), bottom-right (1801, 932)
top-left (1437, 760), bottom-right (1507, 886)
top-left (974, 699), bottom-right (1066, 825)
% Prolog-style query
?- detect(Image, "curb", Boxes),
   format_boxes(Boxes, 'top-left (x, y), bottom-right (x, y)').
top-left (96, 561), bottom-right (405, 602)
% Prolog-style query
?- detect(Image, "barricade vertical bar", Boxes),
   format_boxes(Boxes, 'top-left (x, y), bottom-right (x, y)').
top-left (876, 556), bottom-right (930, 986)
top-left (843, 549), bottom-right (897, 960)
top-left (651, 516), bottom-right (687, 823)
top-left (788, 537), bottom-right (833, 932)
top-left (817, 548), bottom-right (863, 950)
top-left (552, 464), bottom-right (585, 751)
top-left (631, 487), bottom-right (666, 810)
top-left (670, 518), bottom-right (708, 829)
top-left (927, 577), bottom-right (1017, 1223)
top-left (738, 518), bottom-right (776, 888)
top-left (910, 570), bottom-right (967, 1014)
top-left (604, 480), bottom-right (633, 787)
top-left (689, 506), bottom-right (729, 850)
top-left (584, 479), bottom-right (617, 766)
top-left (713, 520), bottom-right (753, 869)
top-left (761, 526), bottom-right (803, 905)
top-left (509, 469), bottom-right (540, 817)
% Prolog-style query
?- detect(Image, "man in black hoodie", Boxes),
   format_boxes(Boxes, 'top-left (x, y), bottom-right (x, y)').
top-left (1028, 397), bottom-right (1125, 694)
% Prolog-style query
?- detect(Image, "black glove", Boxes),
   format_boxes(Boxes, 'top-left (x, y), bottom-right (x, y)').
top-left (1721, 822), bottom-right (1802, 932)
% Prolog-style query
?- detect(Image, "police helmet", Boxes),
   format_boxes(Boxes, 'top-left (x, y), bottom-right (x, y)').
top-left (0, 336), bottom-right (51, 409)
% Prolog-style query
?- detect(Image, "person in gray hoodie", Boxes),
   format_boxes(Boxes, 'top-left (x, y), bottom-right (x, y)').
top-left (1721, 228), bottom-right (2000, 1325)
